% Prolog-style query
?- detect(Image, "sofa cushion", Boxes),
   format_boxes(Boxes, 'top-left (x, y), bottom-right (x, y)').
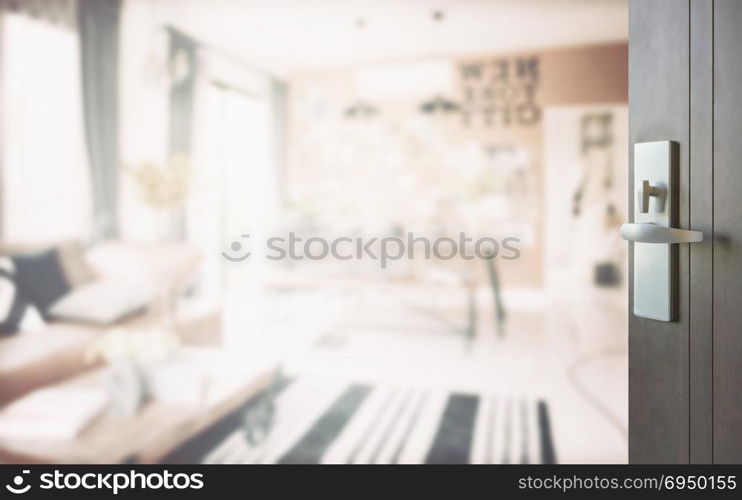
top-left (0, 258), bottom-right (28, 336)
top-left (56, 241), bottom-right (98, 287)
top-left (1, 240), bottom-right (97, 289)
top-left (49, 280), bottom-right (155, 325)
top-left (12, 248), bottom-right (71, 319)
top-left (85, 242), bottom-right (200, 296)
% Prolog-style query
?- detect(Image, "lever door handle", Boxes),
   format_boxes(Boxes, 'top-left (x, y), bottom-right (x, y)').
top-left (620, 223), bottom-right (703, 244)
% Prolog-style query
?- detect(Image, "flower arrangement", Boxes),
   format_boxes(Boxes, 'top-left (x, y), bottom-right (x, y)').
top-left (86, 327), bottom-right (180, 366)
top-left (128, 154), bottom-right (192, 209)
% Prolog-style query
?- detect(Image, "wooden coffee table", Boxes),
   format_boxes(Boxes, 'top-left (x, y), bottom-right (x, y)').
top-left (0, 356), bottom-right (277, 464)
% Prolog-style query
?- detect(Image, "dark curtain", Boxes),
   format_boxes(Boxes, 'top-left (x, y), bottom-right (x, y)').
top-left (167, 27), bottom-right (198, 239)
top-left (77, 0), bottom-right (121, 239)
top-left (167, 28), bottom-right (198, 158)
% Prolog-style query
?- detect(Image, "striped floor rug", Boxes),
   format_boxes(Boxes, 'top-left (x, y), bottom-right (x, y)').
top-left (196, 379), bottom-right (556, 465)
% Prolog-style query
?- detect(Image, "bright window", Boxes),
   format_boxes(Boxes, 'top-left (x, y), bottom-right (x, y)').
top-left (1, 13), bottom-right (92, 243)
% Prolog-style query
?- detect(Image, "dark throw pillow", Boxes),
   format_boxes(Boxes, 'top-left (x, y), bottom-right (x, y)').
top-left (12, 248), bottom-right (71, 319)
top-left (0, 259), bottom-right (28, 335)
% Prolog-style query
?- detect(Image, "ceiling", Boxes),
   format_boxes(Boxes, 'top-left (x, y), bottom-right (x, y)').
top-left (153, 0), bottom-right (627, 77)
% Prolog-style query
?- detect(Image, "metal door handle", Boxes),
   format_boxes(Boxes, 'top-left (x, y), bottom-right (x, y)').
top-left (620, 223), bottom-right (703, 244)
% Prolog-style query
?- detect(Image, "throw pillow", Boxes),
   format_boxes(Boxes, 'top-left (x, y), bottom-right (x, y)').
top-left (12, 248), bottom-right (71, 319)
top-left (0, 258), bottom-right (28, 335)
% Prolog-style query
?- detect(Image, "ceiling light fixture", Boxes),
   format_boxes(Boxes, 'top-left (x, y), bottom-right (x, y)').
top-left (344, 101), bottom-right (379, 119)
top-left (420, 95), bottom-right (460, 115)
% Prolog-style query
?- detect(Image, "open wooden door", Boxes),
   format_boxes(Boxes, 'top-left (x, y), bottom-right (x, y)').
top-left (629, 0), bottom-right (742, 463)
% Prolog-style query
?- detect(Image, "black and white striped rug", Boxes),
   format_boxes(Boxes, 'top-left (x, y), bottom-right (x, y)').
top-left (172, 379), bottom-right (557, 465)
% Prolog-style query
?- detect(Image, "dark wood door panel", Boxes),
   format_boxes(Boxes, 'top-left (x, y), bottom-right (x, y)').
top-left (630, 0), bottom-right (742, 464)
top-left (629, 0), bottom-right (690, 463)
top-left (713, 0), bottom-right (742, 464)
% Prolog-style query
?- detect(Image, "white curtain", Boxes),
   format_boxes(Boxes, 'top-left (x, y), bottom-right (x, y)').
top-left (1, 12), bottom-right (92, 243)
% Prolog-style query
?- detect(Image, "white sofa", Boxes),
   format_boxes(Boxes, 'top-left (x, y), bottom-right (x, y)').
top-left (0, 241), bottom-right (200, 405)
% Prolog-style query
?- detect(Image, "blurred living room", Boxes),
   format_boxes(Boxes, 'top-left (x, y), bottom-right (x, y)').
top-left (0, 0), bottom-right (628, 464)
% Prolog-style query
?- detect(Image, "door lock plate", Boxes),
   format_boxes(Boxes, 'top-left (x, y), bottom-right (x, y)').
top-left (632, 141), bottom-right (677, 321)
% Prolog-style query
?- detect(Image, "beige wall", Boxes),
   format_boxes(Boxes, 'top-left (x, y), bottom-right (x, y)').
top-left (285, 42), bottom-right (627, 288)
